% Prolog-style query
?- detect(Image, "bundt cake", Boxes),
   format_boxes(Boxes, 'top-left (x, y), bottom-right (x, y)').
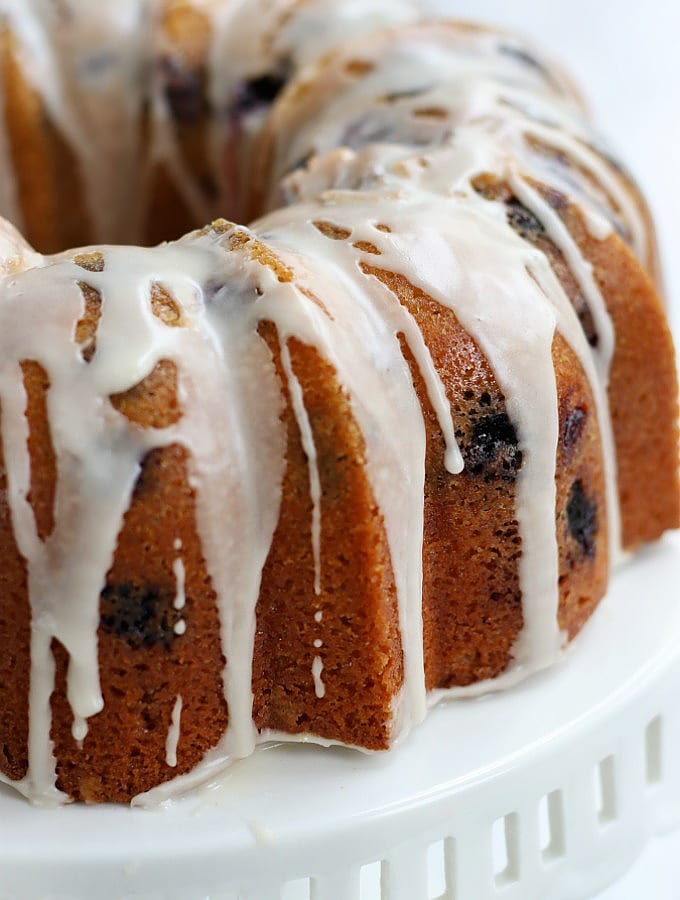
top-left (0, 0), bottom-right (677, 806)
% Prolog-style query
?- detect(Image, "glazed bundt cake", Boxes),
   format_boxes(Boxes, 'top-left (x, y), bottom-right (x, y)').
top-left (0, 0), bottom-right (677, 806)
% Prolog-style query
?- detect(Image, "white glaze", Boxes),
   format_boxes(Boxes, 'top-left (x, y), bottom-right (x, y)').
top-left (165, 695), bottom-right (183, 768)
top-left (508, 173), bottom-right (621, 564)
top-left (0, 1), bottom-right (656, 807)
top-left (173, 556), bottom-right (186, 610)
top-left (0, 0), bottom-right (430, 236)
top-left (1, 0), bottom-right (152, 242)
top-left (311, 656), bottom-right (325, 699)
top-left (280, 340), bottom-right (323, 596)
top-left (263, 23), bottom-right (647, 267)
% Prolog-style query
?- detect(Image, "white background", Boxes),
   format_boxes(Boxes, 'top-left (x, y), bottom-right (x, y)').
top-left (439, 1), bottom-right (680, 896)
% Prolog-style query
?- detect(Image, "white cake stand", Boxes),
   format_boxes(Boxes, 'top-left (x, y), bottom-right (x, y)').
top-left (1, 532), bottom-right (679, 900)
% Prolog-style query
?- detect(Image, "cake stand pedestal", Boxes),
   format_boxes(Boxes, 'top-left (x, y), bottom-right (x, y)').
top-left (1, 533), bottom-right (679, 900)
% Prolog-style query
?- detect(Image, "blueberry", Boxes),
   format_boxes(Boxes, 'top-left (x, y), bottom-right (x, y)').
top-left (577, 306), bottom-right (599, 348)
top-left (498, 43), bottom-right (550, 78)
top-left (160, 57), bottom-right (206, 125)
top-left (505, 198), bottom-right (545, 239)
top-left (562, 407), bottom-right (586, 450)
top-left (566, 480), bottom-right (597, 557)
top-left (231, 71), bottom-right (288, 117)
top-left (466, 413), bottom-right (523, 483)
top-left (100, 583), bottom-right (178, 648)
top-left (288, 151), bottom-right (313, 174)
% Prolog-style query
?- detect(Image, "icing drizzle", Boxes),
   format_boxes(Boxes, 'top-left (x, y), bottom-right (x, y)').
top-left (0, 4), bottom-right (654, 805)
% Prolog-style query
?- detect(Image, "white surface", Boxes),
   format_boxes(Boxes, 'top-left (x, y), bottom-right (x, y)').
top-left (1, 533), bottom-right (679, 899)
top-left (598, 831), bottom-right (680, 900)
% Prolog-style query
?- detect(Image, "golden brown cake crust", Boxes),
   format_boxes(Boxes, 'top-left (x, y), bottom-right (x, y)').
top-left (253, 330), bottom-right (404, 749)
top-left (569, 215), bottom-right (680, 548)
top-left (0, 419), bottom-right (30, 783)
